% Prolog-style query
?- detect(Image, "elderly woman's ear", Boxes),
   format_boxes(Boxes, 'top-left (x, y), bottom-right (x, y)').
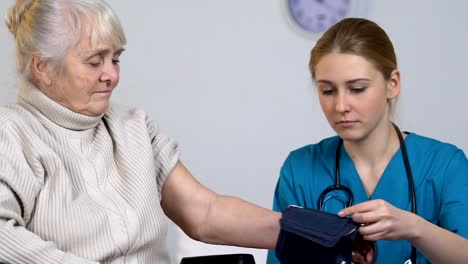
top-left (30, 52), bottom-right (52, 87)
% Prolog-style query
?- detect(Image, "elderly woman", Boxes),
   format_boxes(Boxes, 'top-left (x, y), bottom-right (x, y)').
top-left (0, 0), bottom-right (280, 263)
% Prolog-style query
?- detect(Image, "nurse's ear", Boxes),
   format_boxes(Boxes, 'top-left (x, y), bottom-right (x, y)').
top-left (386, 69), bottom-right (400, 100)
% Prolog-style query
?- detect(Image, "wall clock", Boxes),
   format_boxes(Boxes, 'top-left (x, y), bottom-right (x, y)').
top-left (283, 0), bottom-right (370, 38)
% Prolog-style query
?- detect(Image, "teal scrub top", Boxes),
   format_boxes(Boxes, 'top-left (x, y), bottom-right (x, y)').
top-left (267, 133), bottom-right (468, 264)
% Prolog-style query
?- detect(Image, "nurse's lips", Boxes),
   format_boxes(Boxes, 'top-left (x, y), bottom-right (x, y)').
top-left (336, 120), bottom-right (357, 128)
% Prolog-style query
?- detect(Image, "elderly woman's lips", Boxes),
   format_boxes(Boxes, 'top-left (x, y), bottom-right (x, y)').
top-left (95, 90), bottom-right (112, 94)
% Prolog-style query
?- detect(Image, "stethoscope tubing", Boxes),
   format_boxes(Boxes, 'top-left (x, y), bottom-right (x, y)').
top-left (318, 123), bottom-right (417, 263)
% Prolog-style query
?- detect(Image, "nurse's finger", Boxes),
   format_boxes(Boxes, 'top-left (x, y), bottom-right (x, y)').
top-left (338, 200), bottom-right (384, 216)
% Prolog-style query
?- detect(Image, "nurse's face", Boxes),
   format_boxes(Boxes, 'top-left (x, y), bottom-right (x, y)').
top-left (41, 29), bottom-right (124, 116)
top-left (314, 53), bottom-right (399, 142)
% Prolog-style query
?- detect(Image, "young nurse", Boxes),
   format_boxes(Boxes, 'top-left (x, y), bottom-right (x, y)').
top-left (267, 18), bottom-right (468, 264)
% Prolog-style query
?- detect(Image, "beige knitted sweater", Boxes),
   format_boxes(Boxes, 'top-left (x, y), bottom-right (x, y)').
top-left (0, 83), bottom-right (180, 263)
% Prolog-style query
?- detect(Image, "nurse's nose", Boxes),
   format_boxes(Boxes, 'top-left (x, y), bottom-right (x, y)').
top-left (335, 92), bottom-right (351, 113)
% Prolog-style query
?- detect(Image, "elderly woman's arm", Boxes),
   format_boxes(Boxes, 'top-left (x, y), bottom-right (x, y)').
top-left (161, 161), bottom-right (281, 248)
top-left (0, 131), bottom-right (99, 264)
top-left (0, 219), bottom-right (99, 264)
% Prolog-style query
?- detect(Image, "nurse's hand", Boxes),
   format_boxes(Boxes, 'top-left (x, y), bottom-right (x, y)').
top-left (338, 199), bottom-right (418, 241)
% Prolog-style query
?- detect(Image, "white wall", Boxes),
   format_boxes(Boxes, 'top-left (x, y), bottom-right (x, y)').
top-left (1, 1), bottom-right (467, 263)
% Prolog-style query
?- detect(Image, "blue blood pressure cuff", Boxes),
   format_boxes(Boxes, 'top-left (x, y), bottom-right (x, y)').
top-left (276, 206), bottom-right (363, 264)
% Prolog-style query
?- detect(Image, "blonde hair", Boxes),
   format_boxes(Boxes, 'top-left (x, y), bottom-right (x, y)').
top-left (309, 18), bottom-right (397, 81)
top-left (5, 0), bottom-right (127, 83)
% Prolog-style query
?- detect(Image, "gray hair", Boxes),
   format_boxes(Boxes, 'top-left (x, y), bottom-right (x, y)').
top-left (5, 0), bottom-right (127, 83)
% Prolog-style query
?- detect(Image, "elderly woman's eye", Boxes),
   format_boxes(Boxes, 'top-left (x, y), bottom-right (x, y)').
top-left (88, 59), bottom-right (102, 66)
top-left (88, 55), bottom-right (103, 67)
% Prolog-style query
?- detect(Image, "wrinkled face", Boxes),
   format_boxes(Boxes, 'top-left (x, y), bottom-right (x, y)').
top-left (44, 30), bottom-right (124, 116)
top-left (314, 53), bottom-right (398, 142)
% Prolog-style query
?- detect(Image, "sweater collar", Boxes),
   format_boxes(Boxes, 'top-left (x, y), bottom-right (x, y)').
top-left (18, 82), bottom-right (103, 131)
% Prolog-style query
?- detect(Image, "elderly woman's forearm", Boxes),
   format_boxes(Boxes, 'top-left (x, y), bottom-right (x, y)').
top-left (196, 194), bottom-right (281, 249)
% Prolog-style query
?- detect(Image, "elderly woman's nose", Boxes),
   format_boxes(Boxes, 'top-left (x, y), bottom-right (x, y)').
top-left (100, 61), bottom-right (119, 83)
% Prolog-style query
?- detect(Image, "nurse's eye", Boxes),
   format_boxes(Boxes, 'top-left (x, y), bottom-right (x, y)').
top-left (316, 82), bottom-right (336, 95)
top-left (112, 58), bottom-right (121, 65)
top-left (350, 86), bottom-right (366, 93)
top-left (322, 89), bottom-right (335, 95)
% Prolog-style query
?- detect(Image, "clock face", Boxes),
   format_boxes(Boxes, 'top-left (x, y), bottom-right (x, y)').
top-left (287, 0), bottom-right (351, 34)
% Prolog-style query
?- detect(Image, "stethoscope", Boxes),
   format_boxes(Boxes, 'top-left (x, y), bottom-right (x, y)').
top-left (318, 123), bottom-right (417, 264)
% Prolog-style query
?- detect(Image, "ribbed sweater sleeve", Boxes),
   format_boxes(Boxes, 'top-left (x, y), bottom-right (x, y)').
top-left (0, 219), bottom-right (98, 264)
top-left (0, 120), bottom-right (98, 264)
top-left (146, 116), bottom-right (180, 196)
